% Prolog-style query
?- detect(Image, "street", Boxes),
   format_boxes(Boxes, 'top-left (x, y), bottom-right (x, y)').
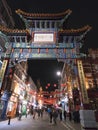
top-left (0, 112), bottom-right (81, 130)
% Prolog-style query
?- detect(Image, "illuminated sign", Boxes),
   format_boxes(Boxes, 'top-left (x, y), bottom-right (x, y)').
top-left (33, 33), bottom-right (54, 43)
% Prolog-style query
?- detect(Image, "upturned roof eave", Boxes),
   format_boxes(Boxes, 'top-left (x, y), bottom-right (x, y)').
top-left (0, 25), bottom-right (92, 36)
top-left (0, 25), bottom-right (29, 35)
top-left (58, 25), bottom-right (92, 35)
top-left (15, 9), bottom-right (72, 20)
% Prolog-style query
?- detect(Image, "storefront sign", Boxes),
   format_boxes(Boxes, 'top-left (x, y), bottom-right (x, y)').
top-left (77, 60), bottom-right (89, 104)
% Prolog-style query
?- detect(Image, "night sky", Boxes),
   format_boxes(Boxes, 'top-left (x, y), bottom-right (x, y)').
top-left (6, 0), bottom-right (98, 89)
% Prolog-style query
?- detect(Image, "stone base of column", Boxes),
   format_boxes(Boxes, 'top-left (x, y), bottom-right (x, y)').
top-left (82, 127), bottom-right (97, 130)
top-left (80, 110), bottom-right (97, 130)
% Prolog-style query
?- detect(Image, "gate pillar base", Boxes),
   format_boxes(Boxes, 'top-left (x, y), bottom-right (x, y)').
top-left (81, 127), bottom-right (97, 130)
top-left (80, 110), bottom-right (97, 130)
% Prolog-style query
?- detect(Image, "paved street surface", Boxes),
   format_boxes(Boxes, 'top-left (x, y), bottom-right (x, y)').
top-left (0, 112), bottom-right (83, 130)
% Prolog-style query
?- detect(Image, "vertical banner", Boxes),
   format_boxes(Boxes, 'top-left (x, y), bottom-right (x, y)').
top-left (0, 60), bottom-right (8, 89)
top-left (77, 60), bottom-right (89, 104)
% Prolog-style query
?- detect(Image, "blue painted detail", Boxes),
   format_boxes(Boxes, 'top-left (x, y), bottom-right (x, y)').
top-left (12, 42), bottom-right (75, 49)
top-left (8, 47), bottom-right (83, 59)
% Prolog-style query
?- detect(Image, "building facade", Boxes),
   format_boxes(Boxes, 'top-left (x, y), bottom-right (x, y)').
top-left (82, 49), bottom-right (98, 110)
top-left (0, 0), bottom-right (15, 28)
top-left (0, 61), bottom-right (37, 119)
top-left (0, 0), bottom-right (15, 53)
top-left (60, 49), bottom-right (98, 121)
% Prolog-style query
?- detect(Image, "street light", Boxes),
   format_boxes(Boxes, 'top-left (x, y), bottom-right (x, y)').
top-left (56, 71), bottom-right (61, 76)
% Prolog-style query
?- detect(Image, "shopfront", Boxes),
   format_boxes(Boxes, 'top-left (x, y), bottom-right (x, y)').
top-left (7, 93), bottom-right (18, 117)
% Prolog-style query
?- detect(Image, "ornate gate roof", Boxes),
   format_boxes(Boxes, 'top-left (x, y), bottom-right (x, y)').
top-left (15, 9), bottom-right (72, 19)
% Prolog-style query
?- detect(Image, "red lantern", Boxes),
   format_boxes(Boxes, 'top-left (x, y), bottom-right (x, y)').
top-left (54, 84), bottom-right (57, 87)
top-left (47, 83), bottom-right (50, 87)
top-left (9, 74), bottom-right (12, 79)
top-left (46, 86), bottom-right (48, 89)
top-left (9, 68), bottom-right (13, 73)
top-left (61, 84), bottom-right (64, 87)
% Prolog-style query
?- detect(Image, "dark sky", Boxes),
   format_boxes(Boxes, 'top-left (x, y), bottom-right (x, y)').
top-left (6, 0), bottom-right (98, 89)
top-left (27, 59), bottom-right (64, 90)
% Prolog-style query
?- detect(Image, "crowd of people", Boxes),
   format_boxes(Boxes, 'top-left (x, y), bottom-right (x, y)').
top-left (7, 102), bottom-right (80, 125)
top-left (21, 105), bottom-right (80, 125)
top-left (46, 104), bottom-right (80, 125)
top-left (32, 107), bottom-right (44, 119)
top-left (6, 103), bottom-right (80, 125)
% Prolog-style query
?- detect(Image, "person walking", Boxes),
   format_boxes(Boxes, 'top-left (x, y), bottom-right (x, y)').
top-left (58, 104), bottom-right (63, 121)
top-left (59, 109), bottom-right (62, 121)
top-left (6, 111), bottom-right (12, 125)
top-left (52, 109), bottom-right (58, 125)
top-left (49, 109), bottom-right (53, 123)
top-left (40, 108), bottom-right (44, 118)
top-left (69, 111), bottom-right (72, 121)
top-left (63, 110), bottom-right (67, 121)
top-left (26, 108), bottom-right (29, 118)
top-left (33, 108), bottom-right (36, 119)
top-left (18, 103), bottom-right (22, 121)
top-left (47, 107), bottom-right (53, 123)
top-left (18, 109), bottom-right (22, 120)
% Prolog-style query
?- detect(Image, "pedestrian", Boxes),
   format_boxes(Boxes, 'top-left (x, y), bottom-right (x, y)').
top-left (49, 109), bottom-right (53, 123)
top-left (63, 110), bottom-right (67, 121)
top-left (75, 110), bottom-right (80, 123)
top-left (40, 108), bottom-right (44, 118)
top-left (69, 111), bottom-right (72, 121)
top-left (33, 108), bottom-right (36, 119)
top-left (37, 108), bottom-right (41, 118)
top-left (52, 109), bottom-right (58, 125)
top-left (6, 111), bottom-right (11, 125)
top-left (58, 104), bottom-right (62, 121)
top-left (26, 108), bottom-right (29, 118)
top-left (18, 103), bottom-right (22, 120)
top-left (48, 107), bottom-right (53, 123)
top-left (18, 109), bottom-right (22, 120)
top-left (59, 109), bottom-right (62, 121)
